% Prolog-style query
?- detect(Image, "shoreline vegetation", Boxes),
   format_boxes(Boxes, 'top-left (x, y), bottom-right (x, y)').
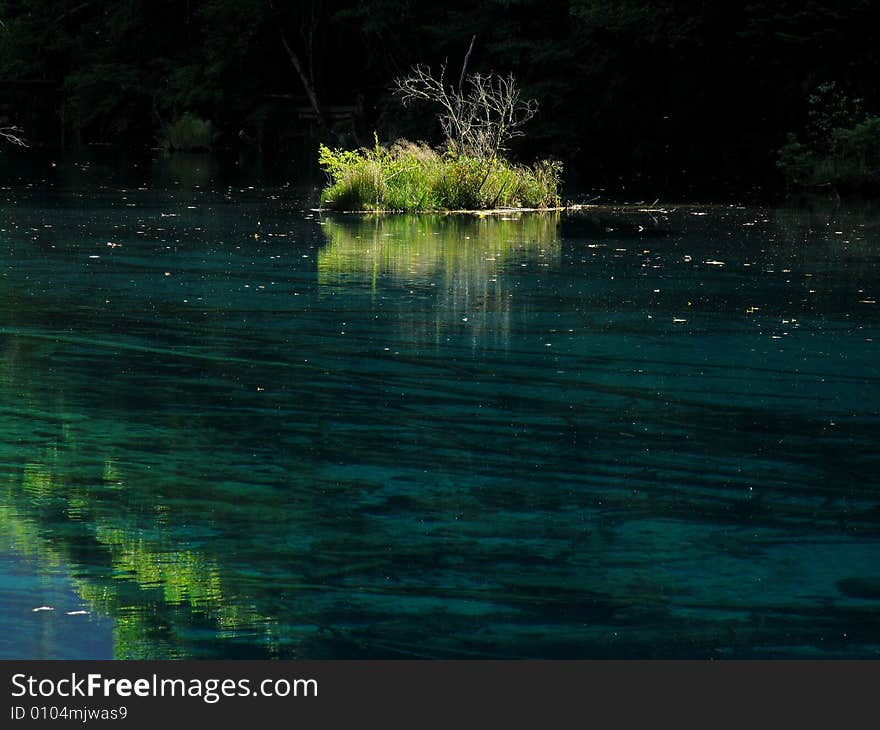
top-left (318, 139), bottom-right (562, 213)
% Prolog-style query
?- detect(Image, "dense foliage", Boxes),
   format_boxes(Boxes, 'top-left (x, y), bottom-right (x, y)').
top-left (1, 0), bottom-right (878, 194)
top-left (777, 83), bottom-right (880, 191)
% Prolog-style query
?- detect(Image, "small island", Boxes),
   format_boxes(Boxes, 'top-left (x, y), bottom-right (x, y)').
top-left (319, 63), bottom-right (562, 212)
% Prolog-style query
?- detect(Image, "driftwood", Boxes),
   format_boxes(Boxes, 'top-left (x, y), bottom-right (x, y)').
top-left (314, 204), bottom-right (595, 215)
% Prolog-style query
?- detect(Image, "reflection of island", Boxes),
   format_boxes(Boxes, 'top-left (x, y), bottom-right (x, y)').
top-left (318, 214), bottom-right (560, 350)
top-left (318, 213), bottom-right (560, 283)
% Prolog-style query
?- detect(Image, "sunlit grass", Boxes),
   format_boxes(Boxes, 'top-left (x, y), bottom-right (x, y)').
top-left (319, 140), bottom-right (562, 211)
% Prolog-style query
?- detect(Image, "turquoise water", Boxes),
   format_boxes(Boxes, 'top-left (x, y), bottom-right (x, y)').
top-left (1, 168), bottom-right (879, 658)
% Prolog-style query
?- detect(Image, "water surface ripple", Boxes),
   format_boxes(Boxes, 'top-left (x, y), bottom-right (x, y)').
top-left (1, 188), bottom-right (878, 658)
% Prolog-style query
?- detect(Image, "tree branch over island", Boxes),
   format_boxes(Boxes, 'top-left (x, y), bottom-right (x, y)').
top-left (393, 64), bottom-right (538, 161)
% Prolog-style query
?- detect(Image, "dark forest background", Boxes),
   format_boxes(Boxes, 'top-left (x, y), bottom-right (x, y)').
top-left (1, 0), bottom-right (878, 198)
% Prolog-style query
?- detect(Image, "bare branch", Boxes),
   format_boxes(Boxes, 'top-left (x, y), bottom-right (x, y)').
top-left (394, 64), bottom-right (537, 159)
top-left (0, 126), bottom-right (27, 147)
top-left (458, 35), bottom-right (476, 93)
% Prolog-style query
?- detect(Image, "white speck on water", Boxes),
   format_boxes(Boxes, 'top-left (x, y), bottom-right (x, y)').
top-left (66, 610), bottom-right (89, 616)
top-left (32, 606), bottom-right (54, 612)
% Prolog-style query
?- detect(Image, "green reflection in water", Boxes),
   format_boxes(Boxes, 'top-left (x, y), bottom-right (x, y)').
top-left (3, 444), bottom-right (273, 658)
top-left (318, 213), bottom-right (560, 352)
top-left (318, 213), bottom-right (560, 285)
top-left (0, 337), bottom-right (272, 657)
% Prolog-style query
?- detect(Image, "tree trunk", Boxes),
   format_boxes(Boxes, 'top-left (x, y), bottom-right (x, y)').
top-left (278, 26), bottom-right (325, 129)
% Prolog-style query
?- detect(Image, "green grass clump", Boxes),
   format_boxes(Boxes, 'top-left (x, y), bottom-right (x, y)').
top-left (160, 112), bottom-right (213, 152)
top-left (319, 139), bottom-right (561, 211)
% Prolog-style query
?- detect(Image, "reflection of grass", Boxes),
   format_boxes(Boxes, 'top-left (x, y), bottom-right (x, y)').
top-left (317, 213), bottom-right (560, 286)
top-left (2, 444), bottom-right (270, 659)
top-left (318, 213), bottom-right (561, 352)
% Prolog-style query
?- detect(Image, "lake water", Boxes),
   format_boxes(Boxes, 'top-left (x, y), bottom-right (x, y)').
top-left (1, 156), bottom-right (879, 658)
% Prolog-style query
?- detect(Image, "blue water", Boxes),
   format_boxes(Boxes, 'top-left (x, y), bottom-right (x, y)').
top-left (1, 163), bottom-right (879, 658)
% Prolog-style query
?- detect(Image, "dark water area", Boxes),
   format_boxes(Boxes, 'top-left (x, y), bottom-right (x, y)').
top-left (0, 152), bottom-right (879, 659)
